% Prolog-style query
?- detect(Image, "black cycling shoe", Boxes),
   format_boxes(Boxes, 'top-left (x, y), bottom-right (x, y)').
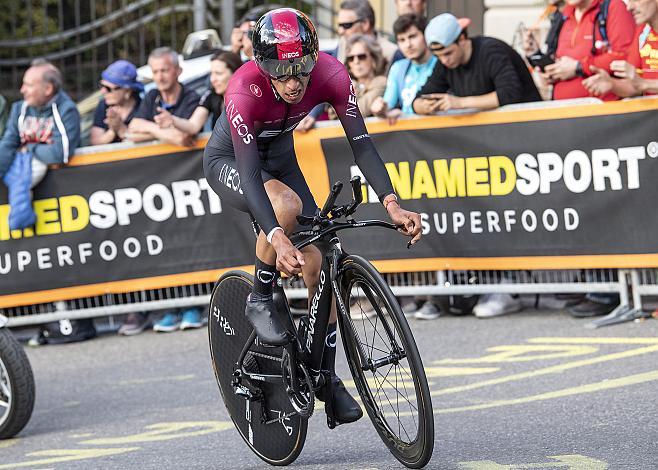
top-left (317, 374), bottom-right (363, 424)
top-left (245, 299), bottom-right (289, 346)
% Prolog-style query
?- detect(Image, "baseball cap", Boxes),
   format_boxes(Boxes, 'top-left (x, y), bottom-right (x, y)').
top-left (425, 13), bottom-right (471, 48)
top-left (101, 60), bottom-right (144, 92)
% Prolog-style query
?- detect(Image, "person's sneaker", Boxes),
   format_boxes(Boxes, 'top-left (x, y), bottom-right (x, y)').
top-left (245, 299), bottom-right (289, 346)
top-left (567, 299), bottom-right (617, 318)
top-left (316, 374), bottom-right (363, 424)
top-left (153, 312), bottom-right (181, 332)
top-left (473, 293), bottom-right (523, 318)
top-left (414, 301), bottom-right (441, 320)
top-left (118, 312), bottom-right (150, 336)
top-left (180, 308), bottom-right (202, 330)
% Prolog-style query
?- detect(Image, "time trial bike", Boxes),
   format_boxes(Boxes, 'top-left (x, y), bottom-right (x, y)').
top-left (208, 177), bottom-right (434, 468)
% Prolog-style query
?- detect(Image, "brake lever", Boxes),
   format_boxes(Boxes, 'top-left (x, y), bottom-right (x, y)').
top-left (394, 223), bottom-right (414, 250)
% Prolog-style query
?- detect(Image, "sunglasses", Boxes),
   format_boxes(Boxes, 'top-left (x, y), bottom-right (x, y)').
top-left (338, 18), bottom-right (363, 30)
top-left (99, 81), bottom-right (121, 92)
top-left (346, 53), bottom-right (369, 63)
top-left (270, 71), bottom-right (312, 82)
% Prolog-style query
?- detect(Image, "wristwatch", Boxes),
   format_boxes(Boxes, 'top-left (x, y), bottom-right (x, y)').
top-left (575, 62), bottom-right (585, 78)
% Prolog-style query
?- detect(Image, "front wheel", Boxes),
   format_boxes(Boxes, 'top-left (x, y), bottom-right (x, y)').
top-left (0, 327), bottom-right (36, 439)
top-left (337, 256), bottom-right (434, 468)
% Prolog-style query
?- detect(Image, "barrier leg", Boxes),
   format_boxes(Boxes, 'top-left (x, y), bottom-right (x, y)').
top-left (587, 269), bottom-right (649, 328)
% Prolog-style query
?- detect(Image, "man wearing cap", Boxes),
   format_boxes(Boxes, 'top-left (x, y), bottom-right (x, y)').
top-left (90, 60), bottom-right (144, 145)
top-left (128, 47), bottom-right (200, 147)
top-left (413, 13), bottom-right (541, 114)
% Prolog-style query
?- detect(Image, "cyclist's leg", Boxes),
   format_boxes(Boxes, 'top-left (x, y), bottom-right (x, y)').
top-left (204, 155), bottom-right (299, 345)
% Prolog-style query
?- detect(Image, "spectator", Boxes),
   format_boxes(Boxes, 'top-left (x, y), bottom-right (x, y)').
top-left (371, 14), bottom-right (436, 124)
top-left (156, 51), bottom-right (242, 134)
top-left (540, 0), bottom-right (634, 101)
top-left (231, 5), bottom-right (284, 62)
top-left (395, 0), bottom-right (426, 16)
top-left (0, 59), bottom-right (80, 230)
top-left (90, 60), bottom-right (144, 145)
top-left (343, 34), bottom-right (387, 117)
top-left (413, 13), bottom-right (542, 115)
top-left (127, 47), bottom-right (200, 147)
top-left (335, 0), bottom-right (398, 64)
top-left (584, 0), bottom-right (658, 98)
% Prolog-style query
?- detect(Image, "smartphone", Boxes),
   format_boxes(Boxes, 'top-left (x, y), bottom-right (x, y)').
top-left (528, 53), bottom-right (555, 71)
top-left (420, 94), bottom-right (441, 100)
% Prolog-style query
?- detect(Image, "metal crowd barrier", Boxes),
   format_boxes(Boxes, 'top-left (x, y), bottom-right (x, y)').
top-left (4, 268), bottom-right (632, 328)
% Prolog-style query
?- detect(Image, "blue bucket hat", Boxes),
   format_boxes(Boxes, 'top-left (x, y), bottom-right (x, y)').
top-left (101, 60), bottom-right (144, 92)
top-left (425, 13), bottom-right (471, 48)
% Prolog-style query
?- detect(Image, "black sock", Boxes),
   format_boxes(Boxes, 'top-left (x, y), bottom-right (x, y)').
top-left (321, 322), bottom-right (337, 376)
top-left (250, 257), bottom-right (277, 302)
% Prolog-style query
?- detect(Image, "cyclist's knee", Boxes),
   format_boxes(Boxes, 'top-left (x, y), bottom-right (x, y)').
top-left (301, 246), bottom-right (322, 287)
top-left (269, 185), bottom-right (302, 233)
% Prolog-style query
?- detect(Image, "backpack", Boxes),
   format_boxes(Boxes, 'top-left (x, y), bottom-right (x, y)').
top-left (545, 0), bottom-right (611, 57)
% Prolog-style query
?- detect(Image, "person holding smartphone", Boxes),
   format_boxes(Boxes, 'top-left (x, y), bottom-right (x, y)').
top-left (412, 13), bottom-right (541, 115)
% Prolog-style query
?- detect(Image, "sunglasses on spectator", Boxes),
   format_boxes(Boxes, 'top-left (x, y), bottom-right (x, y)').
top-left (346, 53), bottom-right (369, 63)
top-left (270, 71), bottom-right (312, 82)
top-left (99, 81), bottom-right (121, 92)
top-left (338, 18), bottom-right (364, 30)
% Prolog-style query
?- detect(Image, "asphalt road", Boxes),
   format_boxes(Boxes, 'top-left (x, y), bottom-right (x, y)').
top-left (2, 307), bottom-right (658, 470)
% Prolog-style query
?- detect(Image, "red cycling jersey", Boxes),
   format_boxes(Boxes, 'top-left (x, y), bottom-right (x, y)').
top-left (204, 52), bottom-right (394, 235)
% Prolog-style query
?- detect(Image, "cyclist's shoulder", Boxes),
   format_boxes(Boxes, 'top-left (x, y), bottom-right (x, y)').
top-left (225, 61), bottom-right (273, 107)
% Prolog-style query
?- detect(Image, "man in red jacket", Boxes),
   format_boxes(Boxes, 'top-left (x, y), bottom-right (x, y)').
top-left (541, 0), bottom-right (635, 100)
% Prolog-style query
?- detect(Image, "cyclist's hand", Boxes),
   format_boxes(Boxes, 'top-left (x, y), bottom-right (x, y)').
top-left (387, 203), bottom-right (422, 246)
top-left (270, 231), bottom-right (305, 275)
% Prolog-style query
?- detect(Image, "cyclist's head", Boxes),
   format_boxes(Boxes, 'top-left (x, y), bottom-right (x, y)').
top-left (252, 8), bottom-right (319, 104)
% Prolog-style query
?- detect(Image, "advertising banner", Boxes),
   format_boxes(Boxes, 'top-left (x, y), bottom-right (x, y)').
top-left (0, 146), bottom-right (255, 306)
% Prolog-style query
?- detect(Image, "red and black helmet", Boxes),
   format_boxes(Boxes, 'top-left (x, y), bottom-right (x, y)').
top-left (252, 8), bottom-right (319, 80)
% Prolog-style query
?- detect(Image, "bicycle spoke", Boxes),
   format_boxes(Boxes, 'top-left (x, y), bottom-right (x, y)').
top-left (371, 368), bottom-right (414, 442)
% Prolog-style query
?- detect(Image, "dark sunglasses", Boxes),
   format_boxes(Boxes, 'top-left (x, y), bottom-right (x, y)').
top-left (99, 81), bottom-right (121, 92)
top-left (346, 53), bottom-right (369, 63)
top-left (270, 71), bottom-right (312, 82)
top-left (338, 18), bottom-right (363, 30)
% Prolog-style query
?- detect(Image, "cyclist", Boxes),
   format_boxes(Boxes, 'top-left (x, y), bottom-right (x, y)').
top-left (203, 8), bottom-right (422, 424)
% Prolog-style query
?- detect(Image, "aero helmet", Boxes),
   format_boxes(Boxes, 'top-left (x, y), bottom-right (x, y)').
top-left (252, 8), bottom-right (319, 80)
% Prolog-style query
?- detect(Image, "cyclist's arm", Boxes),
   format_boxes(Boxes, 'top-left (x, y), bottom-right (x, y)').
top-left (225, 92), bottom-right (281, 238)
top-left (328, 69), bottom-right (395, 203)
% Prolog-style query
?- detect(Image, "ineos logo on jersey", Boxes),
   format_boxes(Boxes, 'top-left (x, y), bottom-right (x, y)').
top-left (352, 134), bottom-right (369, 141)
top-left (249, 84), bottom-right (262, 97)
top-left (346, 82), bottom-right (358, 118)
top-left (226, 100), bottom-right (254, 144)
top-left (218, 163), bottom-right (243, 194)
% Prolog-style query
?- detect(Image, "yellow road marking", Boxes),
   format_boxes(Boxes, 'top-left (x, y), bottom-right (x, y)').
top-left (0, 438), bottom-right (18, 449)
top-left (437, 345), bottom-right (598, 364)
top-left (118, 374), bottom-right (195, 386)
top-left (436, 370), bottom-right (658, 414)
top-left (529, 337), bottom-right (658, 345)
top-left (81, 421), bottom-right (232, 445)
top-left (0, 447), bottom-right (140, 469)
top-left (431, 345), bottom-right (658, 397)
top-left (424, 366), bottom-right (501, 376)
top-left (458, 454), bottom-right (608, 469)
